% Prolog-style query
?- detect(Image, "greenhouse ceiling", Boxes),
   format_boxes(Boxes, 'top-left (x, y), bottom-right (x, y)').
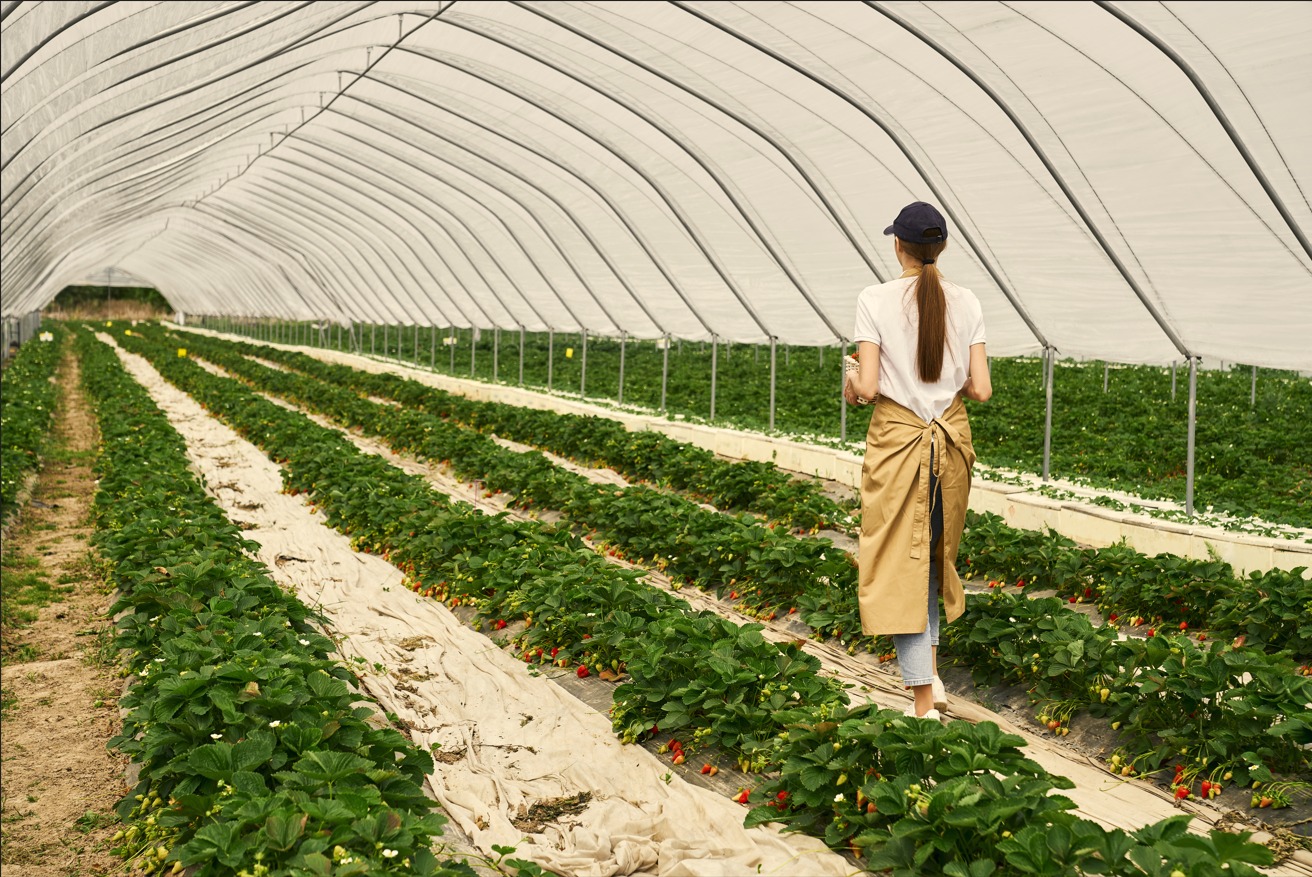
top-left (2, 1), bottom-right (1309, 369)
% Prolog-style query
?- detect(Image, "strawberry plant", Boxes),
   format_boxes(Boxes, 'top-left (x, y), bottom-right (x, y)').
top-left (77, 331), bottom-right (473, 877)
top-left (122, 326), bottom-right (1291, 874)
top-left (1, 323), bottom-right (64, 521)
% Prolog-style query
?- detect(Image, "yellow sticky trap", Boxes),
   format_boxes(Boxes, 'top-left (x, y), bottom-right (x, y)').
top-left (177, 348), bottom-right (187, 358)
top-left (106, 321), bottom-right (113, 327)
top-left (565, 347), bottom-right (574, 359)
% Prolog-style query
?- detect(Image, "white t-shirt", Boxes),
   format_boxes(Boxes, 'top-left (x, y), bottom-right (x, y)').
top-left (852, 274), bottom-right (986, 424)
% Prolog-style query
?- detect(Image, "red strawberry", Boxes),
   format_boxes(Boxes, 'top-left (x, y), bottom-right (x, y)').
top-left (550, 647), bottom-right (559, 658)
top-left (776, 791), bottom-right (788, 802)
top-left (576, 665), bottom-right (589, 678)
top-left (1068, 596), bottom-right (1078, 604)
top-left (1179, 621), bottom-right (1188, 631)
top-left (1084, 587), bottom-right (1093, 598)
top-left (734, 789), bottom-right (750, 805)
top-left (494, 619), bottom-right (507, 630)
top-left (1200, 781), bottom-right (1212, 796)
top-left (701, 764), bottom-right (712, 775)
top-left (1147, 628), bottom-right (1156, 637)
top-left (1109, 613), bottom-right (1119, 622)
top-left (1174, 786), bottom-right (1189, 800)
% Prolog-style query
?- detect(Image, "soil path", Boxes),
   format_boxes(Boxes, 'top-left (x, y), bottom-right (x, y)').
top-left (0, 345), bottom-right (128, 876)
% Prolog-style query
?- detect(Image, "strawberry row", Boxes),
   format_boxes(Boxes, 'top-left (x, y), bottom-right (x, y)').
top-left (944, 588), bottom-right (1312, 792)
top-left (1, 322), bottom-right (64, 521)
top-left (149, 326), bottom-right (1312, 790)
top-left (114, 328), bottom-right (851, 766)
top-left (186, 326), bottom-right (1310, 661)
top-left (75, 330), bottom-right (472, 877)
top-left (960, 512), bottom-right (1311, 662)
top-left (119, 327), bottom-right (1280, 876)
top-left (188, 329), bottom-right (848, 532)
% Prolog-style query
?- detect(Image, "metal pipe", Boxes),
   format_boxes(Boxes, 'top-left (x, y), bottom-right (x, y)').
top-left (519, 326), bottom-right (525, 386)
top-left (430, 325), bottom-right (435, 370)
top-left (769, 336), bottom-right (777, 432)
top-left (1186, 358), bottom-right (1198, 515)
top-left (449, 327), bottom-right (455, 373)
top-left (384, 322), bottom-right (389, 357)
top-left (710, 334), bottom-right (718, 422)
top-left (1042, 347), bottom-right (1055, 482)
top-left (1251, 365), bottom-right (1257, 407)
top-left (580, 328), bottom-right (587, 397)
top-left (661, 335), bottom-right (670, 412)
top-left (618, 332), bottom-right (626, 405)
top-left (547, 329), bottom-right (554, 391)
top-left (1104, 362), bottom-right (1109, 393)
top-left (371, 322), bottom-right (376, 355)
top-left (470, 327), bottom-right (476, 376)
top-left (494, 327), bottom-right (500, 381)
top-left (840, 341), bottom-right (848, 444)
top-left (414, 324), bottom-right (419, 365)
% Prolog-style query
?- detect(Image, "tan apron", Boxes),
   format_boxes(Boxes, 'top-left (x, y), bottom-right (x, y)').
top-left (858, 395), bottom-right (975, 636)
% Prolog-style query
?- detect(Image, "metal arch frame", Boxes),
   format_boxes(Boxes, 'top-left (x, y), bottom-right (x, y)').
top-left (674, 1), bottom-right (1050, 351)
top-left (1, 2), bottom-right (370, 175)
top-left (1096, 1), bottom-right (1311, 264)
top-left (2, 56), bottom-right (327, 215)
top-left (218, 169), bottom-right (471, 329)
top-left (266, 143), bottom-right (527, 329)
top-left (0, 0), bottom-right (117, 83)
top-left (327, 86), bottom-right (651, 337)
top-left (197, 197), bottom-right (410, 325)
top-left (196, 199), bottom-right (379, 325)
top-left (502, 3), bottom-right (842, 340)
top-left (360, 71), bottom-right (719, 338)
top-left (289, 120), bottom-right (564, 333)
top-left (417, 20), bottom-right (780, 341)
top-left (869, 1), bottom-right (1189, 357)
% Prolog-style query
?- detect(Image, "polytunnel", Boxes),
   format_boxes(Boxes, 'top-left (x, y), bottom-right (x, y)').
top-left (4, 0), bottom-right (1310, 368)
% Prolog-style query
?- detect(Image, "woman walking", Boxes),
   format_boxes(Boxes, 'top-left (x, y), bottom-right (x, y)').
top-left (844, 201), bottom-right (991, 720)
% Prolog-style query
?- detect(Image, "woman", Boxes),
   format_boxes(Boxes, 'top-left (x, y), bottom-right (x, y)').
top-left (844, 201), bottom-right (991, 720)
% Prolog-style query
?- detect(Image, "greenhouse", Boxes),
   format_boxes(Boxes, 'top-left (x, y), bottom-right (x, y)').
top-left (2, 2), bottom-right (1310, 875)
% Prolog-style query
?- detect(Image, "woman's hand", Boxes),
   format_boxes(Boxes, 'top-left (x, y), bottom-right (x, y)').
top-left (844, 374), bottom-right (863, 406)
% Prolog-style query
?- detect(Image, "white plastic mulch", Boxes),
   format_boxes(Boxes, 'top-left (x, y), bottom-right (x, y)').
top-left (108, 340), bottom-right (853, 877)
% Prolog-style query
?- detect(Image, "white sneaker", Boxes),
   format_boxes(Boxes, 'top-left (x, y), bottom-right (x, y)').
top-left (903, 706), bottom-right (942, 721)
top-left (932, 676), bottom-right (948, 712)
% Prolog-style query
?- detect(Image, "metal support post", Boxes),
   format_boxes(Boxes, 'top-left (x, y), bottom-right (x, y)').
top-left (1042, 347), bottom-right (1055, 481)
top-left (519, 327), bottom-right (525, 386)
top-left (547, 329), bottom-right (554, 391)
top-left (1186, 358), bottom-right (1198, 515)
top-left (618, 332), bottom-right (626, 405)
top-left (710, 335), bottom-right (718, 421)
top-left (769, 336), bottom-right (777, 432)
top-left (661, 335), bottom-right (670, 412)
top-left (840, 340), bottom-right (848, 444)
top-left (1251, 365), bottom-right (1257, 407)
top-left (384, 323), bottom-right (389, 357)
top-left (431, 326), bottom-right (436, 370)
top-left (1103, 362), bottom-right (1109, 392)
top-left (449, 327), bottom-right (456, 373)
top-left (785, 344), bottom-right (789, 368)
top-left (580, 329), bottom-right (587, 397)
top-left (371, 323), bottom-right (376, 355)
top-left (1171, 360), bottom-right (1177, 400)
top-left (494, 327), bottom-right (500, 380)
top-left (470, 327), bottom-right (476, 376)
top-left (414, 324), bottom-right (420, 365)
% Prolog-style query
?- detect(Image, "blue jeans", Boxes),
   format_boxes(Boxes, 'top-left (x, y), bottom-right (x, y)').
top-left (892, 444), bottom-right (944, 687)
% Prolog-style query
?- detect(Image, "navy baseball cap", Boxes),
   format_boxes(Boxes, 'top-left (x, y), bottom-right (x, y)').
top-left (884, 202), bottom-right (948, 243)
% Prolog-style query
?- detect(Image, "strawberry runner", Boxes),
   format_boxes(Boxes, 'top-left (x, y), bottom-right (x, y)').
top-left (107, 338), bottom-right (852, 877)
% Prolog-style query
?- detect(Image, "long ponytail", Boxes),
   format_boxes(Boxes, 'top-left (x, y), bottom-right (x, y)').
top-left (900, 239), bottom-right (949, 382)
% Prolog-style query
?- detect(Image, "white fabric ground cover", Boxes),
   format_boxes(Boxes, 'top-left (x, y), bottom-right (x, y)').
top-left (108, 341), bottom-right (852, 876)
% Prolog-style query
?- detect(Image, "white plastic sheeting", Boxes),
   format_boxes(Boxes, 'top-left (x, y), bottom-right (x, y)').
top-left (2, 2), bottom-right (1310, 368)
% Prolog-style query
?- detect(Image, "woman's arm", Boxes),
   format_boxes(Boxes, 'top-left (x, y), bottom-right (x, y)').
top-left (961, 342), bottom-right (992, 402)
top-left (844, 340), bottom-right (880, 404)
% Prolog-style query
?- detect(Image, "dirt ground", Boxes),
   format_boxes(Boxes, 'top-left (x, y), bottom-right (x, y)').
top-left (1, 348), bottom-right (128, 876)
